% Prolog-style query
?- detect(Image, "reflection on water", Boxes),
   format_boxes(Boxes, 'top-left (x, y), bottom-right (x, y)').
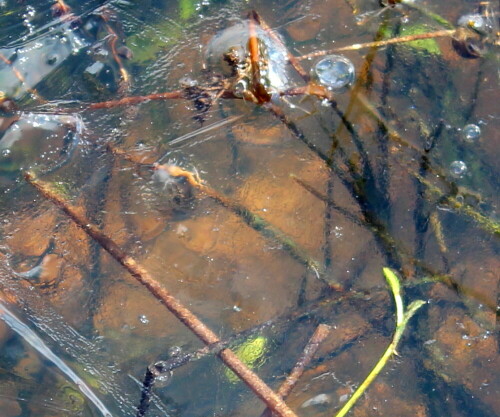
top-left (0, 258), bottom-right (139, 416)
top-left (0, 0), bottom-right (499, 417)
top-left (0, 112), bottom-right (83, 182)
top-left (0, 301), bottom-right (111, 417)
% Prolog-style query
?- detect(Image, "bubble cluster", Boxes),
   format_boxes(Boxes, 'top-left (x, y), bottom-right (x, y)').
top-left (138, 315), bottom-right (149, 324)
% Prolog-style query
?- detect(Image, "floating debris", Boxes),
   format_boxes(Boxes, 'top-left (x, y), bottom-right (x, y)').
top-left (312, 55), bottom-right (355, 91)
top-left (205, 20), bottom-right (297, 92)
top-left (301, 393), bottom-right (331, 408)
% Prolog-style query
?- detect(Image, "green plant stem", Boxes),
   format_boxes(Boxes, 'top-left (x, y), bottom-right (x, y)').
top-left (334, 268), bottom-right (425, 417)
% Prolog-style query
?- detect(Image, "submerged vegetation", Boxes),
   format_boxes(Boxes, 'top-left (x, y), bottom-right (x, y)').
top-left (0, 0), bottom-right (498, 416)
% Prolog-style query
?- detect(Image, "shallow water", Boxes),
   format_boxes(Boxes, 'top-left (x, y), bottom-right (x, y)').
top-left (0, 1), bottom-right (499, 417)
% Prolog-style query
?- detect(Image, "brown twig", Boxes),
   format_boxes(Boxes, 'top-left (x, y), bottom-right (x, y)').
top-left (98, 8), bottom-right (131, 92)
top-left (69, 88), bottom-right (239, 112)
top-left (248, 12), bottom-right (272, 104)
top-left (24, 171), bottom-right (299, 417)
top-left (297, 29), bottom-right (455, 60)
top-left (85, 91), bottom-right (185, 110)
top-left (260, 324), bottom-right (331, 417)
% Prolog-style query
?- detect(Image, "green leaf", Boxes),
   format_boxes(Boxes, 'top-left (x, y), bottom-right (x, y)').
top-left (383, 268), bottom-right (404, 326)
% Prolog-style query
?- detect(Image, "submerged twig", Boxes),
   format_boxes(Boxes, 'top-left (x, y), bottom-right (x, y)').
top-left (260, 323), bottom-right (331, 417)
top-left (85, 91), bottom-right (185, 110)
top-left (297, 29), bottom-right (455, 60)
top-left (24, 172), bottom-right (299, 417)
top-left (100, 9), bottom-right (131, 92)
top-left (429, 211), bottom-right (448, 254)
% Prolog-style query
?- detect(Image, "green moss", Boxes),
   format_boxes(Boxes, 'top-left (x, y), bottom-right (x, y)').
top-left (127, 20), bottom-right (183, 63)
top-left (382, 24), bottom-right (441, 55)
top-left (179, 0), bottom-right (196, 21)
top-left (225, 335), bottom-right (268, 383)
top-left (56, 382), bottom-right (86, 411)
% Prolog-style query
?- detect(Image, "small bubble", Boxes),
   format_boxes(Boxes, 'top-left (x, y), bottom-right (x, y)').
top-left (449, 160), bottom-right (468, 178)
top-left (154, 371), bottom-right (172, 387)
top-left (313, 55), bottom-right (355, 91)
top-left (138, 315), bottom-right (149, 324)
top-left (462, 124), bottom-right (481, 142)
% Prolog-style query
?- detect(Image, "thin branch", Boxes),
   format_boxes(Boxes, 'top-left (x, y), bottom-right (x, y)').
top-left (24, 171), bottom-right (299, 417)
top-left (85, 91), bottom-right (185, 110)
top-left (297, 30), bottom-right (455, 60)
top-left (260, 323), bottom-right (331, 417)
top-left (136, 319), bottom-right (275, 417)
